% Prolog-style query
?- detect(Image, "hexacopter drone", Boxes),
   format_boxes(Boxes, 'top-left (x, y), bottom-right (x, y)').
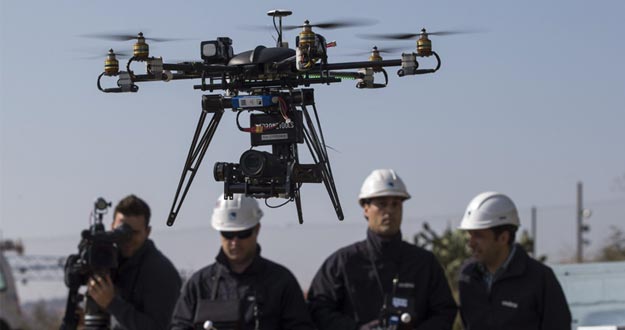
top-left (94, 9), bottom-right (450, 226)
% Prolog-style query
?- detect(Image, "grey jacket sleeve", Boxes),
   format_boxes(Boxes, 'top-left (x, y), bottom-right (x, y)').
top-left (169, 277), bottom-right (199, 330)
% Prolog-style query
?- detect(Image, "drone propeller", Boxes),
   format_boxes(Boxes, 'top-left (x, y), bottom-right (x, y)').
top-left (358, 28), bottom-right (483, 40)
top-left (74, 49), bottom-right (130, 60)
top-left (282, 18), bottom-right (378, 30)
top-left (342, 45), bottom-right (405, 57)
top-left (80, 32), bottom-right (183, 42)
top-left (240, 18), bottom-right (377, 33)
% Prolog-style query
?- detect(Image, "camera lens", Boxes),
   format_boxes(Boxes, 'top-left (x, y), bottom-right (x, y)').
top-left (240, 150), bottom-right (265, 177)
top-left (214, 162), bottom-right (226, 181)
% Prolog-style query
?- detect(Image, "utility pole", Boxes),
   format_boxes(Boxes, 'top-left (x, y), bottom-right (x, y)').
top-left (576, 181), bottom-right (592, 263)
top-left (531, 206), bottom-right (537, 256)
top-left (576, 182), bottom-right (583, 263)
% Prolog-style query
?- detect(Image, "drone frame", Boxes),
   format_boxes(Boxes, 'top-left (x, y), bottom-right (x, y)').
top-left (95, 19), bottom-right (441, 226)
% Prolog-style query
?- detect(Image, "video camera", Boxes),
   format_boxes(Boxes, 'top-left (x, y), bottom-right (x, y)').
top-left (167, 89), bottom-right (342, 226)
top-left (213, 105), bottom-right (322, 199)
top-left (60, 197), bottom-right (133, 330)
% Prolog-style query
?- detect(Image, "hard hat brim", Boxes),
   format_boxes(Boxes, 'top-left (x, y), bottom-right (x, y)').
top-left (458, 218), bottom-right (520, 230)
top-left (358, 191), bottom-right (411, 205)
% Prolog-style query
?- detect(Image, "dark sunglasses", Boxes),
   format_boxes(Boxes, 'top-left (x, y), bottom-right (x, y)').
top-left (220, 228), bottom-right (255, 240)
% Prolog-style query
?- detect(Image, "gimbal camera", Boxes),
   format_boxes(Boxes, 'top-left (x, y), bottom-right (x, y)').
top-left (93, 9), bottom-right (443, 225)
top-left (60, 197), bottom-right (132, 330)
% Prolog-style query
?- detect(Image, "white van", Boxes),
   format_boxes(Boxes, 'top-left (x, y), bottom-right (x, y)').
top-left (0, 245), bottom-right (23, 330)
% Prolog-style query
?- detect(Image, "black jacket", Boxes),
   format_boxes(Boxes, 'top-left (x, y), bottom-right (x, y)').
top-left (459, 244), bottom-right (571, 330)
top-left (107, 239), bottom-right (182, 330)
top-left (307, 229), bottom-right (457, 330)
top-left (170, 246), bottom-right (315, 330)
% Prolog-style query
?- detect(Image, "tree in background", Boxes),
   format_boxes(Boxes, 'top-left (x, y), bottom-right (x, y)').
top-left (413, 222), bottom-right (471, 293)
top-left (518, 230), bottom-right (547, 262)
top-left (594, 226), bottom-right (625, 262)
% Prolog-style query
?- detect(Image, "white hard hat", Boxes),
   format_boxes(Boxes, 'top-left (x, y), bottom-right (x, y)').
top-left (458, 192), bottom-right (520, 230)
top-left (211, 194), bottom-right (263, 231)
top-left (358, 169), bottom-right (411, 205)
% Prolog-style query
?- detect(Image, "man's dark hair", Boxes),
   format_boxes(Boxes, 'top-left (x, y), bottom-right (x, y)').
top-left (114, 194), bottom-right (151, 227)
top-left (491, 224), bottom-right (517, 246)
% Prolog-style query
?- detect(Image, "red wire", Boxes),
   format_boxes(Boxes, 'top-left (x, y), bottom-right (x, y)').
top-left (239, 97), bottom-right (291, 133)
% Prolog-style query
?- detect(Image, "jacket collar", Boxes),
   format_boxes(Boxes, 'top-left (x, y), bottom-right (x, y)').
top-left (496, 243), bottom-right (528, 281)
top-left (464, 243), bottom-right (528, 282)
top-left (215, 244), bottom-right (264, 276)
top-left (366, 228), bottom-right (403, 262)
top-left (476, 244), bottom-right (517, 276)
top-left (119, 239), bottom-right (154, 271)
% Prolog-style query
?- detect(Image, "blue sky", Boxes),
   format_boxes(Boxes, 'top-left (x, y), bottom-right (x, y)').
top-left (2, 0), bottom-right (625, 299)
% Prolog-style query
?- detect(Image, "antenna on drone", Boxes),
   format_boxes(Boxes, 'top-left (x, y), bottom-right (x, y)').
top-left (267, 9), bottom-right (292, 48)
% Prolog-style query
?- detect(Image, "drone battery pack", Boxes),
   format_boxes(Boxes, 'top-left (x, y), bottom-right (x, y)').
top-left (250, 111), bottom-right (303, 146)
top-left (232, 95), bottom-right (275, 109)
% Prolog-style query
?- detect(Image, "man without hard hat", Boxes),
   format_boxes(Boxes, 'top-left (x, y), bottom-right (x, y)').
top-left (86, 195), bottom-right (181, 330)
top-left (307, 169), bottom-right (457, 330)
top-left (170, 194), bottom-right (315, 330)
top-left (457, 192), bottom-right (571, 330)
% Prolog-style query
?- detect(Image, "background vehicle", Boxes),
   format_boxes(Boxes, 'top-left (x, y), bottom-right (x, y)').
top-left (554, 261), bottom-right (625, 329)
top-left (0, 240), bottom-right (23, 330)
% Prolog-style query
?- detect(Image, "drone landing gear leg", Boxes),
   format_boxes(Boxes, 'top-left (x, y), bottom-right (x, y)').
top-left (294, 186), bottom-right (304, 224)
top-left (167, 95), bottom-right (225, 226)
top-left (300, 102), bottom-right (344, 221)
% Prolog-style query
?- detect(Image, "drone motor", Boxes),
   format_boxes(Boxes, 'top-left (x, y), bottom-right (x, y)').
top-left (368, 46), bottom-right (384, 72)
top-left (416, 29), bottom-right (432, 57)
top-left (104, 49), bottom-right (120, 76)
top-left (133, 32), bottom-right (149, 60)
top-left (295, 21), bottom-right (327, 71)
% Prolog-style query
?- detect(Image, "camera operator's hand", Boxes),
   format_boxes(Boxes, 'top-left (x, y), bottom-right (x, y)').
top-left (359, 319), bottom-right (380, 330)
top-left (75, 306), bottom-right (86, 330)
top-left (88, 274), bottom-right (115, 309)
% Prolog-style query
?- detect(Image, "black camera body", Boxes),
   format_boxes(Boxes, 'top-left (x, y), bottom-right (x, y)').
top-left (61, 198), bottom-right (132, 330)
top-left (64, 222), bottom-right (132, 289)
top-left (213, 91), bottom-right (322, 200)
top-left (167, 88), bottom-right (342, 226)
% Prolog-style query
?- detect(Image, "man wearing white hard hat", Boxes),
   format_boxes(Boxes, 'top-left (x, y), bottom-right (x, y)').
top-left (170, 194), bottom-right (315, 330)
top-left (457, 192), bottom-right (571, 330)
top-left (308, 169), bottom-right (457, 330)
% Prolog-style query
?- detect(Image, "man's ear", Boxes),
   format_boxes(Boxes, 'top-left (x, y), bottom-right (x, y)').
top-left (497, 230), bottom-right (509, 245)
top-left (111, 212), bottom-right (118, 230)
top-left (146, 225), bottom-right (152, 237)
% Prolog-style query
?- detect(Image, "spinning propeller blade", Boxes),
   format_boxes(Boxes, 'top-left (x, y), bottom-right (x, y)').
top-left (358, 29), bottom-right (484, 40)
top-left (80, 32), bottom-right (184, 42)
top-left (283, 18), bottom-right (378, 30)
